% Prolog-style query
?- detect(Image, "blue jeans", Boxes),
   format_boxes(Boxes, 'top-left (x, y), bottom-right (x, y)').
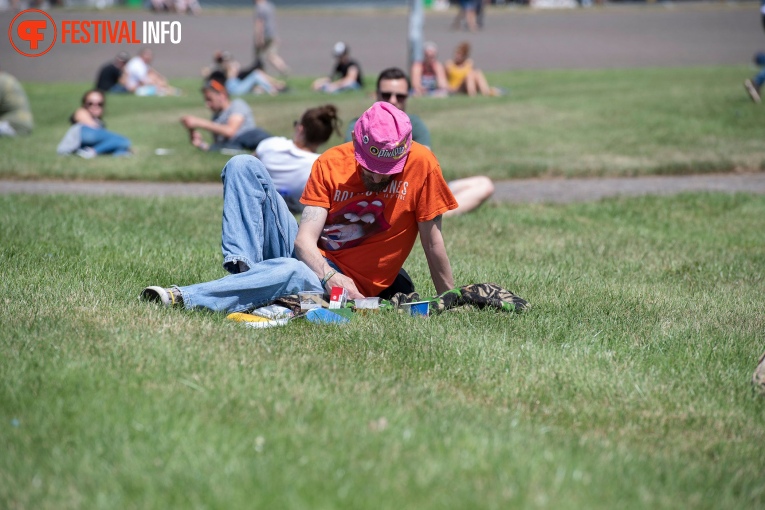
top-left (226, 70), bottom-right (275, 95)
top-left (80, 125), bottom-right (131, 155)
top-left (755, 68), bottom-right (765, 89)
top-left (177, 155), bottom-right (322, 312)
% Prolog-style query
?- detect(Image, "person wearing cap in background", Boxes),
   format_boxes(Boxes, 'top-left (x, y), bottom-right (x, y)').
top-left (94, 51), bottom-right (130, 93)
top-left (345, 67), bottom-right (494, 217)
top-left (180, 72), bottom-right (271, 152)
top-left (141, 102), bottom-right (458, 311)
top-left (311, 42), bottom-right (364, 94)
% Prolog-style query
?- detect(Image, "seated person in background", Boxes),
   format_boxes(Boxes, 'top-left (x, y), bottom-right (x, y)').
top-left (181, 73), bottom-right (272, 152)
top-left (56, 89), bottom-right (132, 158)
top-left (445, 41), bottom-right (503, 97)
top-left (312, 42), bottom-right (364, 93)
top-left (411, 41), bottom-right (449, 98)
top-left (255, 104), bottom-right (341, 214)
top-left (140, 102), bottom-right (458, 310)
top-left (124, 48), bottom-right (178, 96)
top-left (203, 51), bottom-right (287, 96)
top-left (345, 67), bottom-right (494, 216)
top-left (0, 67), bottom-right (33, 137)
top-left (95, 51), bottom-right (130, 93)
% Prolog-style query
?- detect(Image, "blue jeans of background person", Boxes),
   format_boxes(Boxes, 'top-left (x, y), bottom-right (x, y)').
top-left (177, 155), bottom-right (322, 313)
top-left (80, 125), bottom-right (132, 155)
top-left (226, 70), bottom-right (275, 95)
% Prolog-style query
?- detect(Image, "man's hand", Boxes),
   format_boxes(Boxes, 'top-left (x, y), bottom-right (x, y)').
top-left (189, 130), bottom-right (208, 150)
top-left (180, 115), bottom-right (200, 130)
top-left (325, 272), bottom-right (363, 299)
top-left (418, 214), bottom-right (454, 294)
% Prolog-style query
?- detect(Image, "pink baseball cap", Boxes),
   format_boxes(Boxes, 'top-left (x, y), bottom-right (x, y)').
top-left (353, 102), bottom-right (412, 175)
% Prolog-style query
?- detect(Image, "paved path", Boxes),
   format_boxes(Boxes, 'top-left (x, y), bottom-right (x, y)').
top-left (1, 3), bottom-right (761, 82)
top-left (3, 173), bottom-right (764, 203)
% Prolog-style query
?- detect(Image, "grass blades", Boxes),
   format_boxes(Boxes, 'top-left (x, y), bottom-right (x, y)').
top-left (1, 193), bottom-right (764, 508)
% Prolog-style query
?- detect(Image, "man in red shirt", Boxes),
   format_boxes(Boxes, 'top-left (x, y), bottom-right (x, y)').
top-left (142, 102), bottom-right (457, 311)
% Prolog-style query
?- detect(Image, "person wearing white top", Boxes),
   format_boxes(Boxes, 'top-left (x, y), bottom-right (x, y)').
top-left (255, 104), bottom-right (340, 213)
top-left (124, 48), bottom-right (177, 96)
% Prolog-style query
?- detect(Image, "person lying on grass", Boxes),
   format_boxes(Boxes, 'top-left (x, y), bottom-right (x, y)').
top-left (142, 102), bottom-right (458, 311)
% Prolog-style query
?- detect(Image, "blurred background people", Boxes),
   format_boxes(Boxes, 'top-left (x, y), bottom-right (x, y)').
top-left (411, 41), bottom-right (449, 97)
top-left (0, 66), bottom-right (33, 137)
top-left (451, 0), bottom-right (478, 32)
top-left (445, 41), bottom-right (504, 97)
top-left (57, 89), bottom-right (131, 158)
top-left (124, 48), bottom-right (178, 96)
top-left (312, 42), bottom-right (364, 94)
top-left (254, 0), bottom-right (290, 76)
top-left (203, 51), bottom-right (287, 96)
top-left (181, 73), bottom-right (271, 152)
top-left (95, 51), bottom-right (130, 93)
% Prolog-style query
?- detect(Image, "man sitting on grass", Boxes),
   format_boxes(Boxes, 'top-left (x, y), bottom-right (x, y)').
top-left (180, 73), bottom-right (272, 153)
top-left (142, 102), bottom-right (458, 312)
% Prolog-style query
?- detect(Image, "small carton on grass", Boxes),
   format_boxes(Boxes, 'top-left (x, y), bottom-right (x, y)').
top-left (328, 286), bottom-right (348, 309)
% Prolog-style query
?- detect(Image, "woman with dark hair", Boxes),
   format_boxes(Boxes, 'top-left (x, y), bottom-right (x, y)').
top-left (57, 89), bottom-right (132, 158)
top-left (255, 104), bottom-right (341, 213)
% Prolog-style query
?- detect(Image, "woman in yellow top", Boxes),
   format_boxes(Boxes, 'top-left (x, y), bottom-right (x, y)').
top-left (445, 41), bottom-right (504, 97)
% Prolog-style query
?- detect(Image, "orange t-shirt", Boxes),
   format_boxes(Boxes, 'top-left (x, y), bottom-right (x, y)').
top-left (300, 141), bottom-right (457, 297)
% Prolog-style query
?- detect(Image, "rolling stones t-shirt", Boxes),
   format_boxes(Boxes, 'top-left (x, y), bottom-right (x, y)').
top-left (300, 142), bottom-right (457, 297)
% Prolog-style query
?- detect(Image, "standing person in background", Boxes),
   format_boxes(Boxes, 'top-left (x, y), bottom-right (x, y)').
top-left (451, 0), bottom-right (478, 32)
top-left (345, 68), bottom-right (494, 217)
top-left (312, 42), bottom-right (364, 94)
top-left (94, 51), bottom-right (130, 93)
top-left (255, 104), bottom-right (341, 213)
top-left (254, 0), bottom-right (290, 76)
top-left (0, 66), bottom-right (34, 137)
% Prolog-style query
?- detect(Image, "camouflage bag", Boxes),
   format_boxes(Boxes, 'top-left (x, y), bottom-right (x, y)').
top-left (389, 283), bottom-right (529, 314)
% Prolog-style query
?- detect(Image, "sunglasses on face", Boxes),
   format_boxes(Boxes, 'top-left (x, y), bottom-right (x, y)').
top-left (379, 91), bottom-right (408, 101)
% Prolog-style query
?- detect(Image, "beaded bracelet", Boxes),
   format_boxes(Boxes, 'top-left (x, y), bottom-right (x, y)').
top-left (320, 269), bottom-right (337, 287)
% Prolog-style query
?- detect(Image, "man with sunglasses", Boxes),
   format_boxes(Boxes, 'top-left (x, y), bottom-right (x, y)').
top-left (345, 67), bottom-right (494, 217)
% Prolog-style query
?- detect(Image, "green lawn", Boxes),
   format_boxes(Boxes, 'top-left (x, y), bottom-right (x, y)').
top-left (2, 192), bottom-right (764, 509)
top-left (2, 65), bottom-right (765, 182)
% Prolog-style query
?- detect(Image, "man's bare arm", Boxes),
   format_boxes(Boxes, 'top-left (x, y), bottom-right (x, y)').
top-left (294, 205), bottom-right (363, 298)
top-left (418, 215), bottom-right (454, 294)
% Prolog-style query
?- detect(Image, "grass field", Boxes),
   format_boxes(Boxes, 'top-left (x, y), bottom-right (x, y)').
top-left (2, 190), bottom-right (764, 509)
top-left (2, 65), bottom-right (765, 182)
top-left (2, 66), bottom-right (765, 508)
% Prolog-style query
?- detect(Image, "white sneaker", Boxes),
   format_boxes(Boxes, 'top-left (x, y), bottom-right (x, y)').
top-left (76, 147), bottom-right (97, 159)
top-left (140, 286), bottom-right (183, 307)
